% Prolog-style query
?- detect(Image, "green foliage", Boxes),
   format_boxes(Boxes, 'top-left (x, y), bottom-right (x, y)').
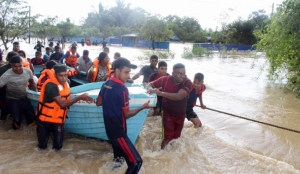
top-left (225, 17), bottom-right (257, 45)
top-left (140, 16), bottom-right (173, 49)
top-left (56, 18), bottom-right (74, 37)
top-left (182, 46), bottom-right (214, 59)
top-left (181, 47), bottom-right (195, 59)
top-left (138, 50), bottom-right (175, 60)
top-left (165, 15), bottom-right (201, 42)
top-left (31, 17), bottom-right (60, 42)
top-left (256, 0), bottom-right (300, 97)
top-left (219, 44), bottom-right (228, 58)
top-left (0, 0), bottom-right (34, 50)
top-left (192, 46), bottom-right (208, 57)
top-left (82, 27), bottom-right (102, 37)
top-left (69, 26), bottom-right (83, 37)
top-left (83, 1), bottom-right (147, 37)
top-left (109, 26), bottom-right (131, 37)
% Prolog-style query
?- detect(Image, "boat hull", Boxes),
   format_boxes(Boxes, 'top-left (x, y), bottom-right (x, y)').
top-left (27, 82), bottom-right (156, 143)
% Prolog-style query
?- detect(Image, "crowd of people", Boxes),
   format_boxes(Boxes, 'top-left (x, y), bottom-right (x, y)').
top-left (0, 40), bottom-right (207, 174)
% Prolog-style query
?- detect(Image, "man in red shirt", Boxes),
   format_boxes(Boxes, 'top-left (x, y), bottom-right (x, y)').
top-left (147, 63), bottom-right (192, 149)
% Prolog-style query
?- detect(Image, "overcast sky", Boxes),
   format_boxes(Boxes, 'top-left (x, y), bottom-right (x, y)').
top-left (26, 0), bottom-right (284, 29)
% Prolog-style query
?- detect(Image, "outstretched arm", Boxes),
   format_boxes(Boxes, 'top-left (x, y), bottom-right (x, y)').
top-left (131, 71), bottom-right (142, 80)
top-left (122, 101), bottom-right (151, 119)
top-left (53, 93), bottom-right (93, 108)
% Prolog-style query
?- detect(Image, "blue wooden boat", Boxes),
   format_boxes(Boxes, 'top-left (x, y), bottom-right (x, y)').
top-left (33, 65), bottom-right (45, 77)
top-left (33, 64), bottom-right (89, 86)
top-left (27, 82), bottom-right (156, 143)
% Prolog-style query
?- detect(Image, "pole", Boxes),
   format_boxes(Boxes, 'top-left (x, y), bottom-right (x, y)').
top-left (271, 3), bottom-right (274, 15)
top-left (29, 6), bottom-right (31, 43)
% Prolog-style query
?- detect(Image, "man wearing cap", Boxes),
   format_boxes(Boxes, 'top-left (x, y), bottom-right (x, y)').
top-left (96, 58), bottom-right (151, 173)
top-left (37, 64), bottom-right (93, 151)
top-left (0, 55), bottom-right (37, 129)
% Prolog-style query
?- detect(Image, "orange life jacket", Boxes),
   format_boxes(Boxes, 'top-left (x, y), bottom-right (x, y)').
top-left (65, 51), bottom-right (77, 67)
top-left (23, 61), bottom-right (30, 69)
top-left (91, 59), bottom-right (112, 82)
top-left (37, 69), bottom-right (55, 92)
top-left (37, 78), bottom-right (70, 124)
top-left (67, 69), bottom-right (78, 77)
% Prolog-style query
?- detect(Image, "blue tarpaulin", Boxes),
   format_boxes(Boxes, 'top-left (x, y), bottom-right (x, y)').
top-left (170, 36), bottom-right (180, 41)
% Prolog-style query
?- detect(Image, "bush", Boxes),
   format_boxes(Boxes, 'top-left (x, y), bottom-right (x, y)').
top-left (182, 46), bottom-right (214, 59)
top-left (181, 47), bottom-right (194, 59)
top-left (137, 50), bottom-right (175, 60)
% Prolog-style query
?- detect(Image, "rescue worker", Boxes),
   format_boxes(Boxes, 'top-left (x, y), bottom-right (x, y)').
top-left (36, 61), bottom-right (57, 92)
top-left (96, 57), bottom-right (150, 173)
top-left (59, 45), bottom-right (80, 67)
top-left (87, 52), bottom-right (111, 82)
top-left (37, 64), bottom-right (93, 150)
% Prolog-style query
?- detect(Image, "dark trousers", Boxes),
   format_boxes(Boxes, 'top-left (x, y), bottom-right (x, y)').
top-left (37, 121), bottom-right (64, 150)
top-left (110, 136), bottom-right (143, 174)
top-left (0, 93), bottom-right (9, 118)
top-left (6, 97), bottom-right (36, 127)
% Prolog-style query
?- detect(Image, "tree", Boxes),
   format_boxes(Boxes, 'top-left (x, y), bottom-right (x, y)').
top-left (140, 16), bottom-right (173, 49)
top-left (225, 17), bottom-right (256, 45)
top-left (218, 8), bottom-right (234, 43)
top-left (56, 18), bottom-right (74, 37)
top-left (248, 9), bottom-right (269, 32)
top-left (0, 0), bottom-right (34, 50)
top-left (181, 17), bottom-right (201, 41)
top-left (256, 0), bottom-right (300, 97)
top-left (31, 17), bottom-right (59, 43)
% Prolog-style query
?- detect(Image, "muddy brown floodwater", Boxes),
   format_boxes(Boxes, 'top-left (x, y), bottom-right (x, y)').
top-left (0, 41), bottom-right (299, 173)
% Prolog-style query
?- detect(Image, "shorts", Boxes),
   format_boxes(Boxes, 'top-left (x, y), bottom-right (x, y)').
top-left (162, 111), bottom-right (185, 140)
top-left (186, 107), bottom-right (198, 120)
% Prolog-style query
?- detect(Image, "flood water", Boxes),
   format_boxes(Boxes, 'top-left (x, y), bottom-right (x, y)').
top-left (0, 41), bottom-right (300, 173)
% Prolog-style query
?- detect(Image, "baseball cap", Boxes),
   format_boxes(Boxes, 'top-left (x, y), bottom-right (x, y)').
top-left (112, 57), bottom-right (137, 70)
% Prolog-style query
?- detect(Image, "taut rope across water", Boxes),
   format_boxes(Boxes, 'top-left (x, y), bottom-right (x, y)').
top-left (196, 105), bottom-right (300, 134)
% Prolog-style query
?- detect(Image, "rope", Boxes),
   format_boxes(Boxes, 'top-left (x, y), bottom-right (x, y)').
top-left (196, 105), bottom-right (300, 134)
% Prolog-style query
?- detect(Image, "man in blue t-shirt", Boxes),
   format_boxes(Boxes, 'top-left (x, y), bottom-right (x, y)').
top-left (49, 46), bottom-right (64, 63)
top-left (186, 73), bottom-right (206, 128)
top-left (132, 54), bottom-right (158, 83)
top-left (96, 57), bottom-right (151, 173)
